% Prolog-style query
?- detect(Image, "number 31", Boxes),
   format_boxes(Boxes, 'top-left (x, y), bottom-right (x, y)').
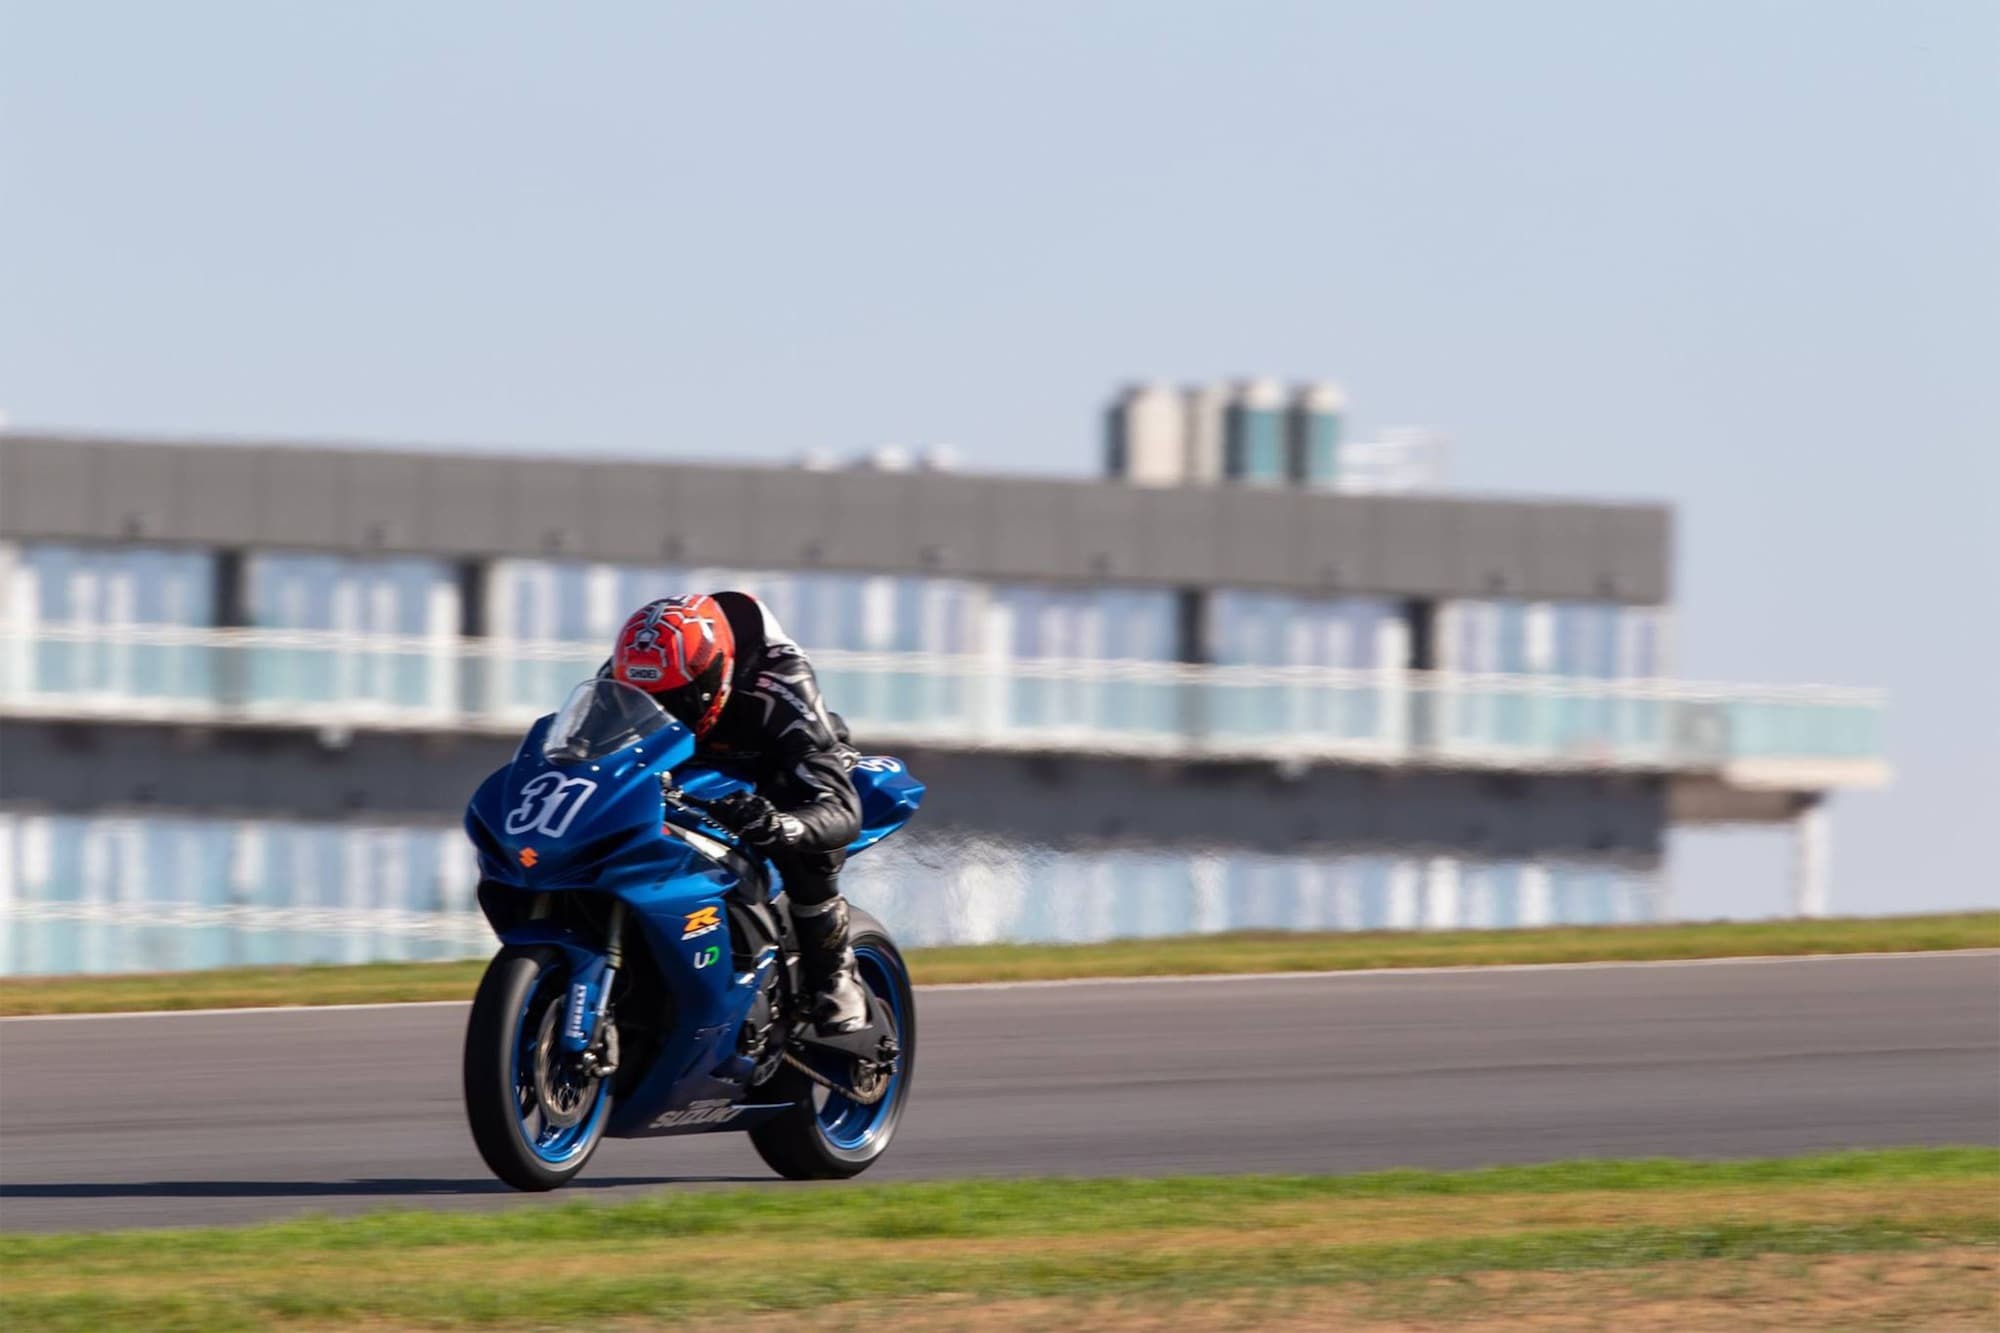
top-left (505, 774), bottom-right (598, 838)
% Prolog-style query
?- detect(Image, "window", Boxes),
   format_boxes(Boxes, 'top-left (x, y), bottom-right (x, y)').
top-left (1210, 592), bottom-right (1397, 669)
top-left (15, 543), bottom-right (214, 627)
top-left (1448, 600), bottom-right (1669, 679)
top-left (991, 584), bottom-right (1175, 663)
top-left (249, 553), bottom-right (455, 636)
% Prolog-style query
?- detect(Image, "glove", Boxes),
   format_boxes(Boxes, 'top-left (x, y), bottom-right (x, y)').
top-left (707, 791), bottom-right (805, 848)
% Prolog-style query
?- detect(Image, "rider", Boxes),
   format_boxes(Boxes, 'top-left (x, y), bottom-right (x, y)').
top-left (605, 592), bottom-right (868, 1034)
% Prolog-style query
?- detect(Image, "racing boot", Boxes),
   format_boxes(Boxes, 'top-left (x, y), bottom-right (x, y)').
top-left (793, 896), bottom-right (868, 1035)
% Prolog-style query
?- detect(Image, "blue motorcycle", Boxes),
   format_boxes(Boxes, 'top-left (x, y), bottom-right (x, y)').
top-left (460, 677), bottom-right (924, 1190)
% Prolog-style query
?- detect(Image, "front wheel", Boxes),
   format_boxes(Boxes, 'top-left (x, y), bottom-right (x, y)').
top-left (749, 910), bottom-right (916, 1180)
top-left (463, 945), bottom-right (614, 1191)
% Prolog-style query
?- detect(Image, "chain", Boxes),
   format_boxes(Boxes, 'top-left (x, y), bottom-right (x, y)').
top-left (779, 1047), bottom-right (892, 1106)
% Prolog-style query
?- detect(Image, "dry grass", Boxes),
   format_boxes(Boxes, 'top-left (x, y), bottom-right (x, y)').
top-left (751, 1247), bottom-right (2000, 1331)
top-left (4, 1149), bottom-right (1995, 1330)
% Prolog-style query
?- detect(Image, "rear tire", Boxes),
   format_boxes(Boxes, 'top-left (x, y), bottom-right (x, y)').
top-left (749, 910), bottom-right (915, 1180)
top-left (463, 945), bottom-right (613, 1191)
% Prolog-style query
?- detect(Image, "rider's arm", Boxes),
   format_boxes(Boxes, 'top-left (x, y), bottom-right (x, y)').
top-left (777, 747), bottom-right (864, 852)
top-left (747, 642), bottom-right (863, 852)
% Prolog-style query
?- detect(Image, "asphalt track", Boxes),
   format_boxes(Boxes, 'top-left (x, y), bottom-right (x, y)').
top-left (2, 952), bottom-right (1995, 1232)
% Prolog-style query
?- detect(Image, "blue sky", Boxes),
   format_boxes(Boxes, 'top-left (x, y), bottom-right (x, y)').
top-left (2, 2), bottom-right (1995, 915)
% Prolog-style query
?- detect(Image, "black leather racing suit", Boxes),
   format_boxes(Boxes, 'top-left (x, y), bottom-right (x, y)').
top-left (695, 590), bottom-right (863, 910)
top-left (606, 592), bottom-right (863, 998)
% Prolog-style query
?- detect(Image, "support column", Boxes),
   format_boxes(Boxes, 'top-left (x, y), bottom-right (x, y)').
top-left (1386, 859), bottom-right (1420, 929)
top-left (1793, 796), bottom-right (1830, 918)
top-left (1191, 852), bottom-right (1229, 935)
top-left (1422, 856), bottom-right (1460, 930)
top-left (1175, 587), bottom-right (1211, 751)
top-left (1518, 864), bottom-right (1552, 927)
top-left (1401, 599), bottom-right (1436, 756)
top-left (0, 541), bottom-right (30, 701)
top-left (458, 559), bottom-right (500, 721)
top-left (211, 548), bottom-right (252, 710)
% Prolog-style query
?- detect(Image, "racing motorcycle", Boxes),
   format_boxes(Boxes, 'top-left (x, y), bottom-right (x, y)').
top-left (459, 677), bottom-right (923, 1191)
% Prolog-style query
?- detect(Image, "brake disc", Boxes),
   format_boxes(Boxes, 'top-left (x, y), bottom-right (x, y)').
top-left (532, 1004), bottom-right (598, 1128)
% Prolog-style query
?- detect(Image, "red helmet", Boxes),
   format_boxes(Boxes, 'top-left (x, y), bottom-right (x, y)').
top-left (610, 595), bottom-right (735, 735)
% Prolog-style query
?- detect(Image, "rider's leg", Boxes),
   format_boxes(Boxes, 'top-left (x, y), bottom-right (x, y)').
top-left (777, 848), bottom-right (868, 1033)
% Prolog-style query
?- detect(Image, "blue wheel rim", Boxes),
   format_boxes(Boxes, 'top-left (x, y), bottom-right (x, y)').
top-left (509, 970), bottom-right (611, 1166)
top-left (812, 945), bottom-right (905, 1152)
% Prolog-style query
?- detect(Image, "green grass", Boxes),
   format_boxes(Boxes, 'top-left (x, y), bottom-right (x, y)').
top-left (2, 912), bottom-right (1993, 1015)
top-left (3, 1150), bottom-right (1995, 1330)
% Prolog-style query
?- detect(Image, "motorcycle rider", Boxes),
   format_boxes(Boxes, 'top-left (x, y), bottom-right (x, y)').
top-left (605, 592), bottom-right (868, 1034)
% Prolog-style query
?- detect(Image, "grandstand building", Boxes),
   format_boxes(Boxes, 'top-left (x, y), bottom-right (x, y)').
top-left (0, 431), bottom-right (1886, 973)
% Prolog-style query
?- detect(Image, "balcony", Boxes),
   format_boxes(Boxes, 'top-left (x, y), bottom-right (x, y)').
top-left (0, 624), bottom-right (1888, 787)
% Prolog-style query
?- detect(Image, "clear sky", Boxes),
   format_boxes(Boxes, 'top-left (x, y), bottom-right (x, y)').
top-left (2, 2), bottom-right (1995, 916)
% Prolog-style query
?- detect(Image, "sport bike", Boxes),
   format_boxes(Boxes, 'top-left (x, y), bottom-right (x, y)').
top-left (460, 677), bottom-right (923, 1190)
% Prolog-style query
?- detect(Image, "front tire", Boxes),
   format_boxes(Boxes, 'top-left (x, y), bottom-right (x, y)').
top-left (463, 945), bottom-right (613, 1191)
top-left (749, 910), bottom-right (916, 1180)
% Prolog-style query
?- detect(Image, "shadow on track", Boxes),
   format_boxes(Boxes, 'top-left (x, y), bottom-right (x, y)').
top-left (0, 1175), bottom-right (768, 1200)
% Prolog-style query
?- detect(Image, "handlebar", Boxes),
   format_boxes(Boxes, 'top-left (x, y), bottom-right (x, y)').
top-left (661, 778), bottom-right (740, 833)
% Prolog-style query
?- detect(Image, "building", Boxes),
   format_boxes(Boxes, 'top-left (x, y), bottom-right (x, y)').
top-left (1107, 378), bottom-right (1432, 493)
top-left (0, 432), bottom-right (1887, 974)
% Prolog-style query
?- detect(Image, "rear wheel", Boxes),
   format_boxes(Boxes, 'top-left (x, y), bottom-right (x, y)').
top-left (749, 911), bottom-right (915, 1180)
top-left (463, 945), bottom-right (613, 1191)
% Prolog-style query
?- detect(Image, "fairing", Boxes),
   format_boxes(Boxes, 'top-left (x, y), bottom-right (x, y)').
top-left (464, 706), bottom-right (922, 1138)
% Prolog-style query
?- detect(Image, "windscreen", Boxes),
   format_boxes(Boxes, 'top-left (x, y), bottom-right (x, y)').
top-left (542, 678), bottom-right (676, 764)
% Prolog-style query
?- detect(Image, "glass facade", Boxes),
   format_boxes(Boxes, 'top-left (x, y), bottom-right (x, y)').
top-left (4, 543), bottom-right (218, 700)
top-left (1224, 403), bottom-right (1286, 482)
top-left (8, 542), bottom-right (215, 627)
top-left (247, 552), bottom-right (456, 636)
top-left (849, 842), bottom-right (1662, 945)
top-left (1210, 592), bottom-right (1401, 669)
top-left (242, 553), bottom-right (459, 712)
top-left (1289, 405), bottom-right (1341, 486)
top-left (991, 584), bottom-right (1175, 663)
top-left (1447, 600), bottom-right (1668, 679)
top-left (486, 561), bottom-right (1175, 664)
top-left (0, 810), bottom-right (1661, 976)
top-left (0, 813), bottom-right (480, 976)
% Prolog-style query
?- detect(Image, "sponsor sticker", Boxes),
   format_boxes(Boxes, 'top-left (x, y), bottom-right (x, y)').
top-left (681, 906), bottom-right (721, 940)
top-left (517, 847), bottom-right (539, 868)
top-left (692, 944), bottom-right (720, 969)
top-left (650, 1098), bottom-right (745, 1130)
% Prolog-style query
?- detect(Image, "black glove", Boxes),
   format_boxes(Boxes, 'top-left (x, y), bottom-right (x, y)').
top-left (706, 791), bottom-right (804, 848)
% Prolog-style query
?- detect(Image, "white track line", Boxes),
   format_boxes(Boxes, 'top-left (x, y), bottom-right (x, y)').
top-left (4, 948), bottom-right (1994, 1023)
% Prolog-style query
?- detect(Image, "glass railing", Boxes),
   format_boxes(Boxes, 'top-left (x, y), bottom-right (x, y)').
top-left (0, 626), bottom-right (1888, 779)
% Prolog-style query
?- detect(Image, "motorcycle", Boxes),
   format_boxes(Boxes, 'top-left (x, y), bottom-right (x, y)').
top-left (459, 676), bottom-right (924, 1190)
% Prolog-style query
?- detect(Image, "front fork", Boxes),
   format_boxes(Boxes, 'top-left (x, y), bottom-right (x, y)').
top-left (560, 898), bottom-right (625, 1079)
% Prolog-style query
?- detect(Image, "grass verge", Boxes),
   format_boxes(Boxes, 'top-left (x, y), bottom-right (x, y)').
top-left (2, 1149), bottom-right (1995, 1330)
top-left (1, 912), bottom-right (1994, 1016)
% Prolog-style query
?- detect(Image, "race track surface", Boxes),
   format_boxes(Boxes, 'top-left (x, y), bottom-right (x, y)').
top-left (2, 952), bottom-right (1995, 1231)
